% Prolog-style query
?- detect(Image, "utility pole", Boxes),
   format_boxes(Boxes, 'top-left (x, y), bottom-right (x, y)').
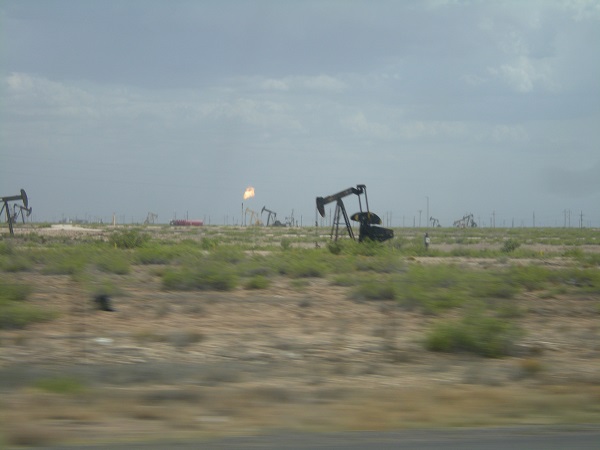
top-left (426, 196), bottom-right (429, 229)
top-left (418, 210), bottom-right (422, 228)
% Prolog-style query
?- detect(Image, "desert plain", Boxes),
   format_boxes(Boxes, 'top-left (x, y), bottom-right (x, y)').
top-left (0, 224), bottom-right (599, 447)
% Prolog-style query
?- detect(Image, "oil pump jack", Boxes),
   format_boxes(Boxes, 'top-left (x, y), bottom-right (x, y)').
top-left (1, 189), bottom-right (32, 236)
top-left (244, 207), bottom-right (262, 226)
top-left (316, 184), bottom-right (393, 242)
top-left (261, 206), bottom-right (284, 227)
top-left (453, 213), bottom-right (477, 228)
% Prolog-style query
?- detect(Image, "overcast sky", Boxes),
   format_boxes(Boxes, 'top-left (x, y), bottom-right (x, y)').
top-left (1, 0), bottom-right (599, 227)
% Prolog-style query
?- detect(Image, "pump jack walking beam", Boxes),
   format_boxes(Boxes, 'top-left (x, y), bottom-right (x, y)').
top-left (316, 185), bottom-right (364, 218)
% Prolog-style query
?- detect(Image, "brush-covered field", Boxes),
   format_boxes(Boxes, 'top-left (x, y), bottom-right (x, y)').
top-left (1, 224), bottom-right (599, 447)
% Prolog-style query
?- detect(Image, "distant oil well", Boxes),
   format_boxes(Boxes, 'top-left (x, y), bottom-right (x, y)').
top-left (316, 184), bottom-right (393, 242)
top-left (453, 213), bottom-right (477, 228)
top-left (430, 216), bottom-right (442, 227)
top-left (261, 206), bottom-right (285, 227)
top-left (144, 212), bottom-right (158, 225)
top-left (284, 210), bottom-right (296, 227)
top-left (1, 189), bottom-right (32, 235)
top-left (244, 207), bottom-right (262, 226)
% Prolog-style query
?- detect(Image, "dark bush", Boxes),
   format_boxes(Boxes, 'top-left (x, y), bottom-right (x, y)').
top-left (109, 229), bottom-right (150, 249)
top-left (425, 312), bottom-right (522, 358)
top-left (501, 239), bottom-right (521, 253)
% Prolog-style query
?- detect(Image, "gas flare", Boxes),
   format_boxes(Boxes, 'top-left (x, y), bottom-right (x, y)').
top-left (243, 186), bottom-right (255, 200)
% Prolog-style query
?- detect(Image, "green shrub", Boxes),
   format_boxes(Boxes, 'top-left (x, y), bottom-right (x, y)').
top-left (557, 267), bottom-right (600, 291)
top-left (287, 260), bottom-right (327, 278)
top-left (562, 247), bottom-right (585, 260)
top-left (401, 264), bottom-right (462, 291)
top-left (506, 265), bottom-right (555, 291)
top-left (397, 288), bottom-right (466, 314)
top-left (331, 274), bottom-right (360, 287)
top-left (245, 275), bottom-right (271, 290)
top-left (0, 281), bottom-right (56, 329)
top-left (0, 301), bottom-right (57, 329)
top-left (33, 376), bottom-right (86, 395)
top-left (200, 237), bottom-right (219, 250)
top-left (290, 278), bottom-right (310, 291)
top-left (211, 246), bottom-right (245, 264)
top-left (582, 253), bottom-right (600, 267)
top-left (274, 251), bottom-right (330, 278)
top-left (425, 312), bottom-right (522, 358)
top-left (469, 272), bottom-right (519, 299)
top-left (0, 255), bottom-right (34, 272)
top-left (0, 281), bottom-right (32, 302)
top-left (327, 241), bottom-right (342, 254)
top-left (326, 253), bottom-right (355, 274)
top-left (394, 265), bottom-right (468, 313)
top-left (281, 238), bottom-right (292, 251)
top-left (501, 239), bottom-right (521, 253)
top-left (162, 264), bottom-right (237, 291)
top-left (161, 269), bottom-right (190, 290)
top-left (350, 279), bottom-right (396, 301)
top-left (135, 245), bottom-right (177, 265)
top-left (109, 229), bottom-right (150, 249)
top-left (351, 239), bottom-right (389, 257)
top-left (240, 257), bottom-right (273, 278)
top-left (0, 241), bottom-right (15, 255)
top-left (493, 299), bottom-right (526, 318)
top-left (449, 247), bottom-right (482, 257)
top-left (355, 255), bottom-right (405, 273)
top-left (95, 251), bottom-right (131, 275)
top-left (41, 248), bottom-right (90, 276)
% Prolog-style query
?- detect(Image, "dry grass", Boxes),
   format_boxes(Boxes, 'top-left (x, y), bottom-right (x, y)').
top-left (2, 380), bottom-right (600, 445)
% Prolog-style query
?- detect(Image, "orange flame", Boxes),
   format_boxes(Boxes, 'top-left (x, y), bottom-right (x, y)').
top-left (243, 186), bottom-right (255, 200)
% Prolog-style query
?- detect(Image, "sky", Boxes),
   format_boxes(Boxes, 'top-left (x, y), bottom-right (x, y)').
top-left (1, 0), bottom-right (599, 228)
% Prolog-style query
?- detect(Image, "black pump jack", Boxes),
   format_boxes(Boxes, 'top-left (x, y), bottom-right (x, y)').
top-left (316, 184), bottom-right (393, 242)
